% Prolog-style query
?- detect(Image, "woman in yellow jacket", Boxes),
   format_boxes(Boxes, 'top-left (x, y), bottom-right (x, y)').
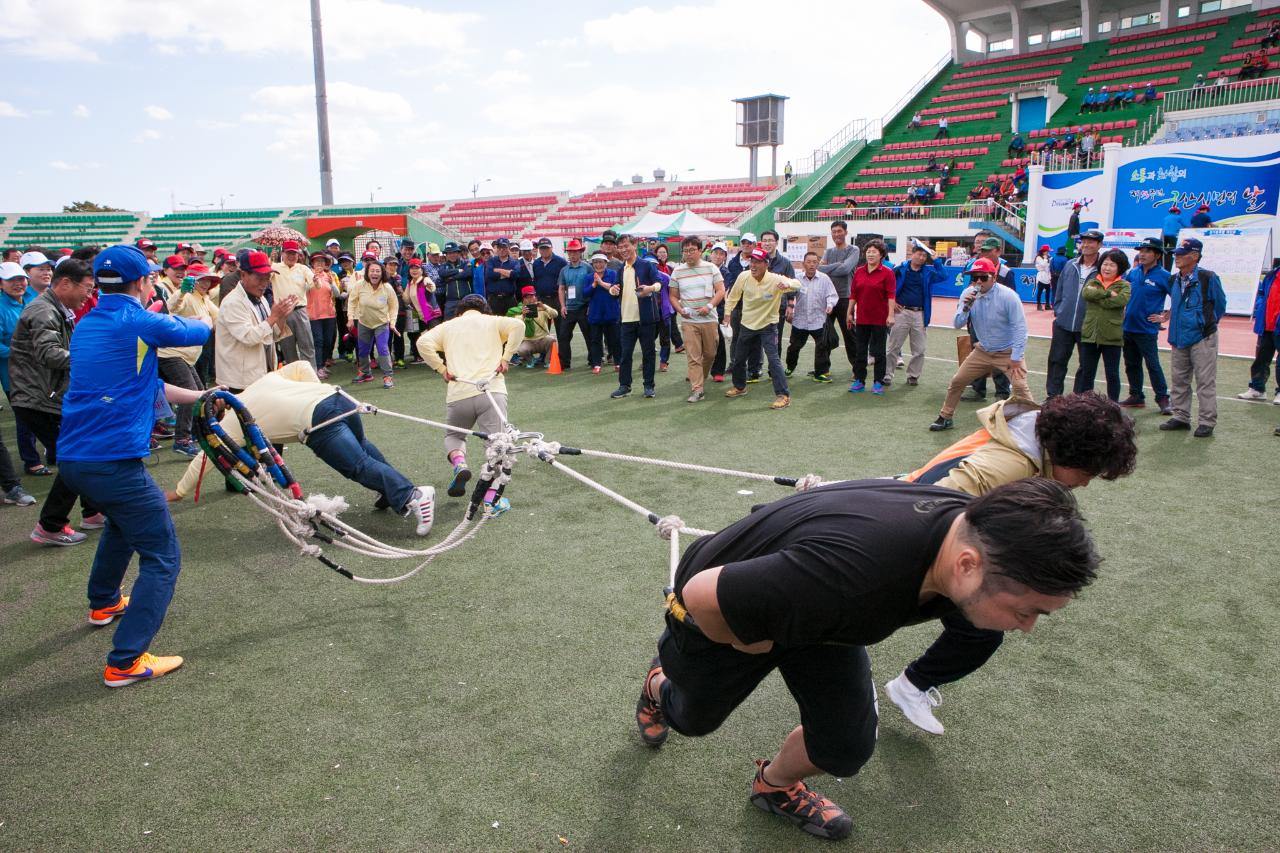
top-left (1076, 248), bottom-right (1131, 402)
top-left (346, 259), bottom-right (399, 389)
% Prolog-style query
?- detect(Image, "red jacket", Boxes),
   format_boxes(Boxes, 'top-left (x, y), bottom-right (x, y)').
top-left (851, 264), bottom-right (896, 326)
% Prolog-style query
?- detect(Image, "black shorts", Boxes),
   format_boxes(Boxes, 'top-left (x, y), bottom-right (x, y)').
top-left (656, 615), bottom-right (879, 778)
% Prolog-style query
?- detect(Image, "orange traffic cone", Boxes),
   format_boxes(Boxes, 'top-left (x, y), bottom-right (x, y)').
top-left (546, 341), bottom-right (563, 375)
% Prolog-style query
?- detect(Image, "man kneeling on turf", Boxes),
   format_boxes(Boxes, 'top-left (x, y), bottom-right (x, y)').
top-left (417, 294), bottom-right (524, 511)
top-left (166, 360), bottom-right (435, 535)
top-left (635, 478), bottom-right (1098, 840)
top-left (883, 391), bottom-right (1136, 734)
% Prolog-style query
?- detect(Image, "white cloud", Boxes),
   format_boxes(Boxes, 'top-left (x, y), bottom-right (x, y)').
top-left (145, 104), bottom-right (173, 121)
top-left (0, 0), bottom-right (480, 62)
top-left (432, 83), bottom-right (451, 94)
top-left (502, 48), bottom-right (525, 64)
top-left (134, 129), bottom-right (162, 142)
top-left (72, 104), bottom-right (91, 118)
top-left (195, 118), bottom-right (236, 130)
top-left (245, 82), bottom-right (414, 171)
top-left (49, 160), bottom-right (101, 171)
top-left (0, 101), bottom-right (28, 118)
top-left (483, 69), bottom-right (530, 89)
top-left (536, 36), bottom-right (578, 49)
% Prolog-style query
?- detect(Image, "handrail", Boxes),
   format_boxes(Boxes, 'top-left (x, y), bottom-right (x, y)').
top-left (782, 138), bottom-right (870, 215)
top-left (880, 52), bottom-right (953, 130)
top-left (988, 200), bottom-right (1027, 238)
top-left (1160, 75), bottom-right (1280, 114)
top-left (793, 118), bottom-right (879, 175)
top-left (779, 203), bottom-right (993, 223)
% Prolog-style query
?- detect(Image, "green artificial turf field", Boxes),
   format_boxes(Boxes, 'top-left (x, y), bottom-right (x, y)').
top-left (2, 327), bottom-right (1277, 852)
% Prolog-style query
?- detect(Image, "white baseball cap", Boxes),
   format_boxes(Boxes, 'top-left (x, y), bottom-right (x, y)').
top-left (711, 242), bottom-right (729, 253)
top-left (325, 238), bottom-right (341, 247)
top-left (518, 238), bottom-right (534, 251)
top-left (19, 251), bottom-right (51, 268)
top-left (0, 261), bottom-right (30, 280)
top-left (739, 233), bottom-right (757, 244)
top-left (590, 253), bottom-right (608, 263)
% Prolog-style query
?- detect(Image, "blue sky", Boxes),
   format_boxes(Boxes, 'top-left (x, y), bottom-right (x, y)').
top-left (0, 0), bottom-right (949, 214)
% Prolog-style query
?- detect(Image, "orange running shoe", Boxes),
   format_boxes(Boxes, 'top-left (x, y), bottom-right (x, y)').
top-left (750, 759), bottom-right (853, 840)
top-left (103, 652), bottom-right (184, 688)
top-left (88, 595), bottom-right (129, 626)
top-left (634, 656), bottom-right (669, 747)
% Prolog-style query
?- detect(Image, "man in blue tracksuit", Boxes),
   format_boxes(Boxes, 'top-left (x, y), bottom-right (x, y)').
top-left (55, 245), bottom-right (213, 688)
top-left (1119, 237), bottom-right (1172, 414)
top-left (1157, 238), bottom-right (1227, 437)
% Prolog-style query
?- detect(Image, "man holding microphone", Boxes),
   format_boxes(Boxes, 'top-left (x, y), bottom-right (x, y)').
top-left (930, 258), bottom-right (1032, 431)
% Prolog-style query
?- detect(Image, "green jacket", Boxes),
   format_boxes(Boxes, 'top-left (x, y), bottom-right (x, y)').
top-left (1081, 276), bottom-right (1130, 346)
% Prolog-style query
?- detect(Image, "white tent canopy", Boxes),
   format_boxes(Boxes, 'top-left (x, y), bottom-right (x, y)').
top-left (619, 209), bottom-right (740, 237)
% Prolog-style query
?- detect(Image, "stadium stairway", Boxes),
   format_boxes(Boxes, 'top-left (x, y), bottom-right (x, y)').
top-left (799, 10), bottom-right (1275, 217)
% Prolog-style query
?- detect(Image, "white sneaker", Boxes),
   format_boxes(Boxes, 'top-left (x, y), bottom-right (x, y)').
top-left (404, 485), bottom-right (435, 536)
top-left (1274, 391), bottom-right (1280, 406)
top-left (885, 672), bottom-right (944, 735)
top-left (1237, 388), bottom-right (1266, 401)
top-left (897, 358), bottom-right (905, 368)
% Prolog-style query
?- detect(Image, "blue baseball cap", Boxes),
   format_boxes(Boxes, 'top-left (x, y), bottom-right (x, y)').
top-left (1173, 237), bottom-right (1203, 256)
top-left (93, 244), bottom-right (152, 286)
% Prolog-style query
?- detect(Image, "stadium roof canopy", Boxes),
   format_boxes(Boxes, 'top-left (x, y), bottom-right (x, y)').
top-left (923, 0), bottom-right (1201, 61)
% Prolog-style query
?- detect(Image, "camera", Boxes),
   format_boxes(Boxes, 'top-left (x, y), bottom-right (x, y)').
top-left (523, 303), bottom-right (538, 319)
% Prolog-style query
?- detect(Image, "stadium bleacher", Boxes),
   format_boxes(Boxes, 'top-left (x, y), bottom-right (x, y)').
top-left (138, 209), bottom-right (284, 250)
top-left (3, 213), bottom-right (139, 251)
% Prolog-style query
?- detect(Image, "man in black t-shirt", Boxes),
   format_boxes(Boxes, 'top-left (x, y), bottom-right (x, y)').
top-left (635, 478), bottom-right (1098, 841)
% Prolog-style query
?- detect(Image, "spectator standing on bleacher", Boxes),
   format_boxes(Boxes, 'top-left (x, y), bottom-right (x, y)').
top-left (1161, 206), bottom-right (1185, 266)
top-left (271, 240), bottom-right (317, 368)
top-left (1120, 238), bottom-right (1172, 414)
top-left (784, 161), bottom-right (793, 184)
top-left (819, 221), bottom-right (860, 376)
top-left (1262, 20), bottom-right (1280, 49)
top-left (935, 116), bottom-right (949, 139)
top-left (1007, 133), bottom-right (1025, 158)
top-left (1046, 229), bottom-right (1102, 397)
top-left (1237, 257), bottom-right (1280, 404)
top-left (1079, 130), bottom-right (1096, 166)
top-left (1190, 204), bottom-right (1213, 228)
top-left (1158, 238), bottom-right (1227, 438)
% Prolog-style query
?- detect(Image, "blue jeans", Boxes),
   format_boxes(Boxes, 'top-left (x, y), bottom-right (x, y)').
top-left (311, 317), bottom-right (337, 370)
top-left (59, 458), bottom-right (180, 668)
top-left (1123, 332), bottom-right (1168, 400)
top-left (731, 324), bottom-right (788, 396)
top-left (304, 393), bottom-right (415, 511)
top-left (618, 321), bottom-right (658, 391)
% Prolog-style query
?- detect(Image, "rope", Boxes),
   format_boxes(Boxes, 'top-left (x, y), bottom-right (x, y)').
top-left (552, 444), bottom-right (824, 491)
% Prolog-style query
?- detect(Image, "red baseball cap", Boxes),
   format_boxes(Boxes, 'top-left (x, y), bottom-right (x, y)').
top-left (243, 251), bottom-right (273, 274)
top-left (965, 258), bottom-right (998, 275)
top-left (186, 263), bottom-right (220, 280)
top-left (176, 242), bottom-right (193, 252)
top-left (409, 258), bottom-right (423, 267)
top-left (520, 285), bottom-right (536, 296)
top-left (136, 238), bottom-right (156, 250)
top-left (163, 254), bottom-right (188, 269)
top-left (566, 238), bottom-right (585, 252)
top-left (749, 246), bottom-right (769, 262)
top-left (213, 247), bottom-right (227, 259)
top-left (361, 251), bottom-right (378, 261)
top-left (1197, 204), bottom-right (1210, 212)
top-left (281, 240), bottom-right (302, 253)
top-left (1040, 244), bottom-right (1050, 252)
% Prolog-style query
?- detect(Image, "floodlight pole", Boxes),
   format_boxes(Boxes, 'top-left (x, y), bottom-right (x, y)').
top-left (310, 0), bottom-right (335, 206)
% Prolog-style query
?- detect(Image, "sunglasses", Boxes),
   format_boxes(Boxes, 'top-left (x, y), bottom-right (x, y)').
top-left (970, 274), bottom-right (992, 282)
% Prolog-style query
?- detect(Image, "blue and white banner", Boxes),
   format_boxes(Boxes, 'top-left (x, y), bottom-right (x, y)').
top-left (1032, 169), bottom-right (1112, 252)
top-left (1112, 136), bottom-right (1280, 229)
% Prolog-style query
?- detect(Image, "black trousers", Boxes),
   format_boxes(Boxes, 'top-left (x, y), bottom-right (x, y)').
top-left (853, 325), bottom-right (888, 383)
top-left (10, 406), bottom-right (100, 533)
top-left (786, 326), bottom-right (831, 377)
top-left (158, 356), bottom-right (203, 442)
top-left (0, 426), bottom-right (19, 492)
top-left (1045, 323), bottom-right (1082, 397)
top-left (617, 321), bottom-right (657, 391)
top-left (587, 321), bottom-right (620, 368)
top-left (488, 292), bottom-right (517, 318)
top-left (557, 306), bottom-right (591, 369)
top-left (392, 312), bottom-right (407, 362)
top-left (657, 615), bottom-right (878, 778)
top-left (1247, 329), bottom-right (1279, 393)
top-left (1035, 283), bottom-right (1051, 308)
top-left (903, 609), bottom-right (1004, 692)
top-left (710, 325), bottom-right (728, 376)
top-left (827, 297), bottom-right (858, 372)
top-left (1075, 341), bottom-right (1122, 401)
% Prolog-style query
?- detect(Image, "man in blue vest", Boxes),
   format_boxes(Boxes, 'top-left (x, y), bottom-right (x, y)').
top-left (1157, 238), bottom-right (1227, 437)
top-left (54, 245), bottom-right (214, 687)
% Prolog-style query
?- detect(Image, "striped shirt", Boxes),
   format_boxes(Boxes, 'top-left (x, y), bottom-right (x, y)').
top-left (670, 261), bottom-right (723, 324)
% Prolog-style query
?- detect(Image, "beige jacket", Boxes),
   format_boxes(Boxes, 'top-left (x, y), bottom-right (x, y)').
top-left (932, 397), bottom-right (1048, 495)
top-left (215, 284), bottom-right (288, 390)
